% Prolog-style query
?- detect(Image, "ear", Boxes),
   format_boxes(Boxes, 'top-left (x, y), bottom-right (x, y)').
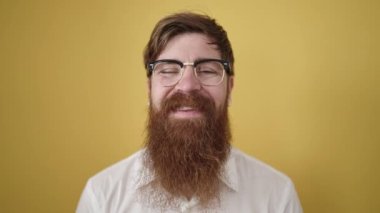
top-left (227, 76), bottom-right (234, 94)
top-left (147, 78), bottom-right (151, 96)
top-left (227, 76), bottom-right (234, 105)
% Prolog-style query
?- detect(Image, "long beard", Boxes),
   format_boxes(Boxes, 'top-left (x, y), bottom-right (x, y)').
top-left (145, 91), bottom-right (231, 206)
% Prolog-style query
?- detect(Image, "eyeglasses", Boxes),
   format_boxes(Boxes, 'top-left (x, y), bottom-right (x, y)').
top-left (147, 59), bottom-right (231, 87)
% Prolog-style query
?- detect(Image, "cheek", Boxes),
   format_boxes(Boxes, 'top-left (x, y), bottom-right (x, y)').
top-left (206, 86), bottom-right (229, 108)
top-left (150, 83), bottom-right (172, 110)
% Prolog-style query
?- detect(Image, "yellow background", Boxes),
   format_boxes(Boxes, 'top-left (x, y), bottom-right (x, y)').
top-left (1, 0), bottom-right (379, 212)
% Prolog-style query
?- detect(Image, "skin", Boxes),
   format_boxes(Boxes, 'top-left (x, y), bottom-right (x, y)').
top-left (148, 33), bottom-right (234, 119)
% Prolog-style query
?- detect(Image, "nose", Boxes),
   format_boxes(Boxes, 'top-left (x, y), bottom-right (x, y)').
top-left (175, 65), bottom-right (201, 92)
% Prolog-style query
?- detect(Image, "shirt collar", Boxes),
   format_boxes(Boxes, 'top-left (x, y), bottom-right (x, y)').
top-left (220, 149), bottom-right (239, 192)
top-left (134, 149), bottom-right (239, 192)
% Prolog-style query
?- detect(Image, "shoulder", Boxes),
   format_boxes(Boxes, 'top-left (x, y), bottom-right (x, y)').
top-left (224, 148), bottom-right (303, 213)
top-left (77, 150), bottom-right (146, 212)
top-left (85, 149), bottom-right (145, 192)
top-left (229, 147), bottom-right (294, 189)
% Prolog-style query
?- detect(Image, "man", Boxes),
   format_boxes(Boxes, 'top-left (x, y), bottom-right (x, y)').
top-left (77, 12), bottom-right (303, 212)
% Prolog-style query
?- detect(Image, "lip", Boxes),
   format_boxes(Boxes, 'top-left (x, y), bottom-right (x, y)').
top-left (170, 106), bottom-right (202, 119)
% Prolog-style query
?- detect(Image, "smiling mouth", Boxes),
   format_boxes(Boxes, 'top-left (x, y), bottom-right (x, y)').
top-left (170, 106), bottom-right (203, 119)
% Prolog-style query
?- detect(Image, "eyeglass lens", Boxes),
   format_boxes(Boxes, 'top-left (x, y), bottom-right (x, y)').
top-left (153, 61), bottom-right (225, 86)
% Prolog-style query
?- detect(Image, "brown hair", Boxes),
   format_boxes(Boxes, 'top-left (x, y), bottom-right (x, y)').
top-left (143, 12), bottom-right (234, 76)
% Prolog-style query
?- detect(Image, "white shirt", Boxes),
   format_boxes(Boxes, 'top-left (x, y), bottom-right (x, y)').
top-left (77, 148), bottom-right (303, 213)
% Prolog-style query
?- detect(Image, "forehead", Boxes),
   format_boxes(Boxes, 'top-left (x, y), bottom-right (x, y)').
top-left (157, 33), bottom-right (221, 61)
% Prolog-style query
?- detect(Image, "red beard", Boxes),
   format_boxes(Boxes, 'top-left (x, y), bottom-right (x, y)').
top-left (145, 91), bottom-right (231, 206)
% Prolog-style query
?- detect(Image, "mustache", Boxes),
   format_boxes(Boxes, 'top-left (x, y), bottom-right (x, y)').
top-left (160, 91), bottom-right (215, 115)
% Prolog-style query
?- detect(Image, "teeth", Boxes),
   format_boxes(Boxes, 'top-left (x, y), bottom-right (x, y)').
top-left (178, 106), bottom-right (194, 111)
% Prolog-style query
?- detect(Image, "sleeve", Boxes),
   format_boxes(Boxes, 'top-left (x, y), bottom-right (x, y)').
top-left (76, 180), bottom-right (102, 213)
top-left (281, 180), bottom-right (303, 213)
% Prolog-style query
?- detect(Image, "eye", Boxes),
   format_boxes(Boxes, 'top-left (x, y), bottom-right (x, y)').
top-left (154, 63), bottom-right (181, 76)
top-left (196, 62), bottom-right (223, 77)
top-left (159, 68), bottom-right (179, 74)
top-left (197, 69), bottom-right (219, 75)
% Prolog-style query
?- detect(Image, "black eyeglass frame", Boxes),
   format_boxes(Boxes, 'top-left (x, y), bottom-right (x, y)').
top-left (146, 59), bottom-right (232, 76)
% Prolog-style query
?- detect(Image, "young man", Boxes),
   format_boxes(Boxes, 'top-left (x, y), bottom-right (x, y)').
top-left (77, 12), bottom-right (303, 212)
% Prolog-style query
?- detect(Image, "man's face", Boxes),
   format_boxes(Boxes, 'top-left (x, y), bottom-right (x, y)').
top-left (144, 33), bottom-right (234, 206)
top-left (148, 33), bottom-right (233, 118)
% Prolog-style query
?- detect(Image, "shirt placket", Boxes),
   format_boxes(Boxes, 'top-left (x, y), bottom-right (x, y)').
top-left (179, 197), bottom-right (198, 213)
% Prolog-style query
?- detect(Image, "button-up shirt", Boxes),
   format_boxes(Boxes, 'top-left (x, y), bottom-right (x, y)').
top-left (77, 148), bottom-right (303, 213)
